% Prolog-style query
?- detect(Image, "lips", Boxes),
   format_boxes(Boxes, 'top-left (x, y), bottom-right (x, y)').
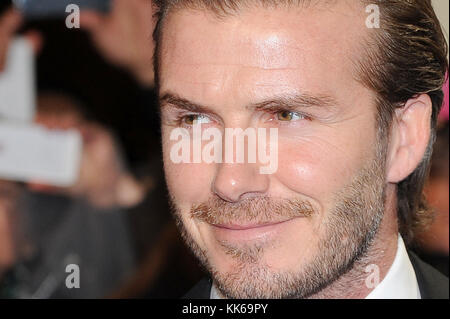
top-left (213, 219), bottom-right (292, 231)
top-left (209, 218), bottom-right (298, 243)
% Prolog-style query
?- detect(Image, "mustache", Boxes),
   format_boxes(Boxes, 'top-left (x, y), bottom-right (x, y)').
top-left (190, 196), bottom-right (315, 225)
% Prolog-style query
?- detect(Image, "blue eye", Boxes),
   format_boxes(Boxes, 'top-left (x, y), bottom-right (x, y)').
top-left (276, 111), bottom-right (304, 121)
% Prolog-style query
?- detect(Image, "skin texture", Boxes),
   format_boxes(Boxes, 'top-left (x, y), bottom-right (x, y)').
top-left (158, 2), bottom-right (432, 298)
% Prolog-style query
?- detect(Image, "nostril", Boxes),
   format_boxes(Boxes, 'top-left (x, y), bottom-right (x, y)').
top-left (211, 163), bottom-right (270, 203)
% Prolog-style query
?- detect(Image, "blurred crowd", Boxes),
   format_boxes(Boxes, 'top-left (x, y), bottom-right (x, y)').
top-left (0, 0), bottom-right (448, 298)
top-left (0, 0), bottom-right (203, 298)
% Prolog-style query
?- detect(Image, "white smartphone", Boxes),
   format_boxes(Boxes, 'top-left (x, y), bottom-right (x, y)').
top-left (0, 123), bottom-right (82, 187)
top-left (0, 37), bottom-right (36, 123)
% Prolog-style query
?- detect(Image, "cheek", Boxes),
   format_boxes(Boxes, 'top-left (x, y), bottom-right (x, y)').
top-left (162, 132), bottom-right (214, 207)
top-left (164, 162), bottom-right (214, 204)
top-left (162, 140), bottom-right (215, 247)
top-left (274, 134), bottom-right (368, 203)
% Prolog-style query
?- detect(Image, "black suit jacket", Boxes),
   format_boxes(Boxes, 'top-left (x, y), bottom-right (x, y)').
top-left (184, 252), bottom-right (449, 299)
top-left (408, 251), bottom-right (449, 299)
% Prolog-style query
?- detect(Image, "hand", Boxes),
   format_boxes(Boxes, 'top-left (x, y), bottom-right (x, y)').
top-left (0, 8), bottom-right (22, 72)
top-left (29, 116), bottom-right (145, 209)
top-left (0, 181), bottom-right (21, 274)
top-left (80, 0), bottom-right (157, 87)
top-left (0, 8), bottom-right (43, 73)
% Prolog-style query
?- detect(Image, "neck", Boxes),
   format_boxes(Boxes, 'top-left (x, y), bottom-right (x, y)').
top-left (309, 186), bottom-right (399, 299)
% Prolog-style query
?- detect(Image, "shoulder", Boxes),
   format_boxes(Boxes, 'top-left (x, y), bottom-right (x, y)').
top-left (182, 277), bottom-right (213, 299)
top-left (408, 251), bottom-right (449, 299)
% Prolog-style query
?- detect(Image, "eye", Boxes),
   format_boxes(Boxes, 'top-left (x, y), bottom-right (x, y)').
top-left (276, 111), bottom-right (304, 122)
top-left (182, 114), bottom-right (211, 125)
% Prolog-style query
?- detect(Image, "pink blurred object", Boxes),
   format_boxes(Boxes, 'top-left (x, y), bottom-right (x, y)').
top-left (439, 72), bottom-right (449, 122)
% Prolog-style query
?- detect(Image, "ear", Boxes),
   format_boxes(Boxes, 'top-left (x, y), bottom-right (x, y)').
top-left (387, 94), bottom-right (432, 183)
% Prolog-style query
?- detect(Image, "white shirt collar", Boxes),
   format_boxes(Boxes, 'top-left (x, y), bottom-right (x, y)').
top-left (211, 235), bottom-right (421, 299)
top-left (210, 282), bottom-right (221, 299)
top-left (366, 235), bottom-right (421, 299)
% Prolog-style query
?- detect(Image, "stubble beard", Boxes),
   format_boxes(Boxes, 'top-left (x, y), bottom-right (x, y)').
top-left (170, 139), bottom-right (387, 299)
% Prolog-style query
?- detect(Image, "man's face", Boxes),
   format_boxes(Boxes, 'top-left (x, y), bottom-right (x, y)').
top-left (159, 3), bottom-right (388, 298)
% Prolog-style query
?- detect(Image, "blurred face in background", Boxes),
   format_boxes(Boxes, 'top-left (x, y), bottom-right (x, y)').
top-left (31, 93), bottom-right (128, 208)
top-left (159, 3), bottom-right (395, 298)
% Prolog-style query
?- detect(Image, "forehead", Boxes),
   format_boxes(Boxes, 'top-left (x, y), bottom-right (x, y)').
top-left (159, 3), bottom-right (369, 105)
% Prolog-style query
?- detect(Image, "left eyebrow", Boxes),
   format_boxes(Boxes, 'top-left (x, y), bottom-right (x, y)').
top-left (249, 93), bottom-right (337, 112)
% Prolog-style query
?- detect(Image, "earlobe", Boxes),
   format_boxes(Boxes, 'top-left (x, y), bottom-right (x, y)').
top-left (386, 94), bottom-right (432, 183)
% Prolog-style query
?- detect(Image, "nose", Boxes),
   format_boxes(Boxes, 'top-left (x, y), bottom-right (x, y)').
top-left (212, 163), bottom-right (270, 203)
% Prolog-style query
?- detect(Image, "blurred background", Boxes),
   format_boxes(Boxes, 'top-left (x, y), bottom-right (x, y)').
top-left (0, 0), bottom-right (448, 298)
top-left (0, 0), bottom-right (204, 299)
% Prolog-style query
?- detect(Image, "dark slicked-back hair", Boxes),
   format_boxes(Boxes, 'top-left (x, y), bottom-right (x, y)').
top-left (153, 0), bottom-right (449, 244)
